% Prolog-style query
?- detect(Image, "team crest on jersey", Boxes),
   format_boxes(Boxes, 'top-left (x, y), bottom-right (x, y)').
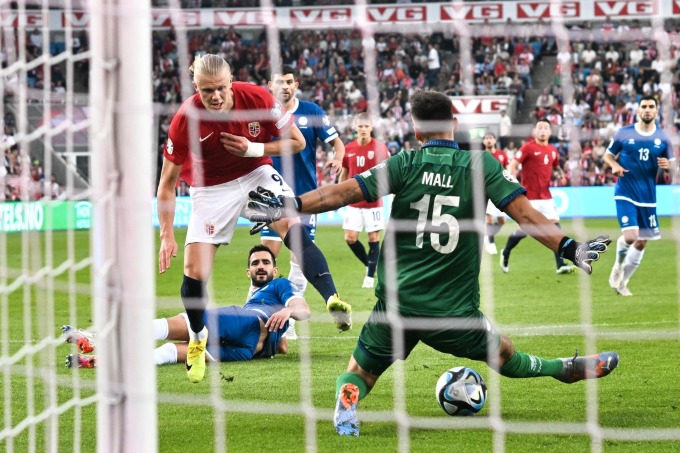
top-left (248, 122), bottom-right (261, 137)
top-left (270, 103), bottom-right (282, 119)
top-left (298, 116), bottom-right (308, 127)
top-left (654, 138), bottom-right (661, 147)
top-left (502, 169), bottom-right (518, 183)
top-left (205, 220), bottom-right (216, 237)
top-left (166, 138), bottom-right (173, 155)
top-left (367, 151), bottom-right (374, 160)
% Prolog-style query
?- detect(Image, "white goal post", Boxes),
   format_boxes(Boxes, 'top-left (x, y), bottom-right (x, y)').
top-left (90, 1), bottom-right (156, 452)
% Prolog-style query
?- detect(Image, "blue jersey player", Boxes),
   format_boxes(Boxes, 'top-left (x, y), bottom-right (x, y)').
top-left (256, 66), bottom-right (345, 337)
top-left (65, 245), bottom-right (311, 369)
top-left (604, 95), bottom-right (675, 296)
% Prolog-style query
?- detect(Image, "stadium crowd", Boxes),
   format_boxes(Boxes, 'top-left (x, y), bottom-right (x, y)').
top-left (148, 17), bottom-right (680, 193)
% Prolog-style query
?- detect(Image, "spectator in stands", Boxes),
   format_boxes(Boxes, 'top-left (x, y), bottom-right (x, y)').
top-left (499, 109), bottom-right (512, 150)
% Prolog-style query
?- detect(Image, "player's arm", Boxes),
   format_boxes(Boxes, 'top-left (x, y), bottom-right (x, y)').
top-left (507, 158), bottom-right (520, 177)
top-left (338, 167), bottom-right (349, 183)
top-left (265, 297), bottom-right (311, 332)
top-left (503, 194), bottom-right (610, 274)
top-left (324, 136), bottom-right (345, 176)
top-left (157, 157), bottom-right (182, 273)
top-left (219, 124), bottom-right (306, 157)
top-left (299, 178), bottom-right (365, 213)
top-left (603, 150), bottom-right (626, 177)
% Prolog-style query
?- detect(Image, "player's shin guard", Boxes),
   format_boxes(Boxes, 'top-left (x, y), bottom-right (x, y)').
top-left (622, 247), bottom-right (644, 282)
top-left (616, 235), bottom-right (631, 265)
top-left (347, 240), bottom-right (368, 266)
top-left (366, 241), bottom-right (380, 278)
top-left (181, 275), bottom-right (207, 334)
top-left (284, 223), bottom-right (337, 302)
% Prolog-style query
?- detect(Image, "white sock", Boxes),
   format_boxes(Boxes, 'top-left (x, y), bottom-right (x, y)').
top-left (153, 342), bottom-right (178, 365)
top-left (288, 261), bottom-right (308, 296)
top-left (152, 318), bottom-right (169, 341)
top-left (188, 326), bottom-right (208, 342)
top-left (616, 235), bottom-right (630, 266)
top-left (622, 247), bottom-right (644, 283)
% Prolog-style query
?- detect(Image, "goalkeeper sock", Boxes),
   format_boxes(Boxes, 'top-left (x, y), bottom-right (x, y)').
top-left (336, 372), bottom-right (369, 401)
top-left (152, 318), bottom-right (169, 341)
top-left (622, 246), bottom-right (644, 283)
top-left (288, 261), bottom-right (308, 296)
top-left (181, 275), bottom-right (207, 334)
top-left (347, 240), bottom-right (368, 266)
top-left (499, 351), bottom-right (564, 378)
top-left (153, 343), bottom-right (178, 366)
top-left (284, 223), bottom-right (337, 302)
top-left (504, 230), bottom-right (526, 254)
top-left (366, 241), bottom-right (380, 278)
top-left (616, 235), bottom-right (631, 266)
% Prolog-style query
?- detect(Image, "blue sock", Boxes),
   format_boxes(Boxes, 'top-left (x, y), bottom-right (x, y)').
top-left (284, 223), bottom-right (337, 302)
top-left (181, 275), bottom-right (206, 334)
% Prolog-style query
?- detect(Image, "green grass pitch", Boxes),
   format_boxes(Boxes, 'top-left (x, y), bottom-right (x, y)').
top-left (2, 218), bottom-right (679, 452)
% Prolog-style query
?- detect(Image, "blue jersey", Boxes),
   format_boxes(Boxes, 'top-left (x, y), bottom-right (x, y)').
top-left (205, 278), bottom-right (297, 361)
top-left (606, 124), bottom-right (674, 205)
top-left (270, 98), bottom-right (338, 195)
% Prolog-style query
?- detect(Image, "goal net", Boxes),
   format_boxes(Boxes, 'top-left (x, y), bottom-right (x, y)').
top-left (1, 0), bottom-right (679, 452)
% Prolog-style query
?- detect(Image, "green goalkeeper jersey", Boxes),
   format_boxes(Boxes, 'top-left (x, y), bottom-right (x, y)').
top-left (354, 139), bottom-right (525, 317)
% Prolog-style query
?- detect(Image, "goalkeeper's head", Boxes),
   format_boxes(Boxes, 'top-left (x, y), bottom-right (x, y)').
top-left (190, 53), bottom-right (234, 114)
top-left (409, 90), bottom-right (458, 144)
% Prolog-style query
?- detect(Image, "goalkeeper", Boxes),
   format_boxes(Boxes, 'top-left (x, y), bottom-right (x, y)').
top-left (246, 90), bottom-right (618, 437)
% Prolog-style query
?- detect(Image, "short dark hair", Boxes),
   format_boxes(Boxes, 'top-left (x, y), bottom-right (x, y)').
top-left (535, 118), bottom-right (552, 128)
top-left (247, 244), bottom-right (276, 266)
top-left (269, 65), bottom-right (296, 81)
top-left (409, 90), bottom-right (454, 135)
top-left (639, 94), bottom-right (658, 106)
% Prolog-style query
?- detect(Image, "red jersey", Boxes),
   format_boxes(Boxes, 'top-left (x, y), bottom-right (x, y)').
top-left (490, 148), bottom-right (508, 168)
top-left (514, 141), bottom-right (559, 200)
top-left (342, 138), bottom-right (390, 208)
top-left (165, 82), bottom-right (294, 187)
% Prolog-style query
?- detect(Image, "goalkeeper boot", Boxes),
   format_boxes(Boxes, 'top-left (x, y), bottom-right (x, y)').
top-left (186, 327), bottom-right (208, 383)
top-left (61, 325), bottom-right (96, 353)
top-left (66, 353), bottom-right (96, 369)
top-left (334, 383), bottom-right (360, 436)
top-left (554, 350), bottom-right (619, 384)
top-left (608, 263), bottom-right (623, 289)
top-left (327, 294), bottom-right (352, 332)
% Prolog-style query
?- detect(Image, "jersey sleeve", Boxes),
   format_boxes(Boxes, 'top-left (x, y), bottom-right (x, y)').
top-left (605, 132), bottom-right (622, 156)
top-left (482, 152), bottom-right (526, 210)
top-left (514, 144), bottom-right (528, 163)
top-left (250, 88), bottom-right (295, 139)
top-left (273, 278), bottom-right (297, 308)
top-left (353, 153), bottom-right (400, 202)
top-left (310, 104), bottom-right (339, 144)
top-left (165, 112), bottom-right (189, 166)
top-left (662, 132), bottom-right (675, 161)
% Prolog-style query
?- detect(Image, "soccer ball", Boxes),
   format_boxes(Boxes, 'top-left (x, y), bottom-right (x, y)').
top-left (435, 366), bottom-right (487, 416)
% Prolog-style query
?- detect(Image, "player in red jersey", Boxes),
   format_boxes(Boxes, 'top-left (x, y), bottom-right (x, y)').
top-left (156, 54), bottom-right (351, 383)
top-left (338, 113), bottom-right (390, 288)
top-left (482, 133), bottom-right (509, 255)
top-left (499, 119), bottom-right (575, 275)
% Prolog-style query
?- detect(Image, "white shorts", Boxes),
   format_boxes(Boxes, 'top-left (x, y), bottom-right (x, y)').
top-left (529, 199), bottom-right (559, 222)
top-left (342, 206), bottom-right (385, 233)
top-left (486, 200), bottom-right (504, 218)
top-left (185, 166), bottom-right (294, 245)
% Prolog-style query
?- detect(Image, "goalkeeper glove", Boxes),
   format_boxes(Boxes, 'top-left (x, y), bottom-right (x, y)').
top-left (558, 235), bottom-right (611, 275)
top-left (246, 186), bottom-right (302, 235)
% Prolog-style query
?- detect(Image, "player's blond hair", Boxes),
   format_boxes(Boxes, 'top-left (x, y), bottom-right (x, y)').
top-left (189, 54), bottom-right (231, 81)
